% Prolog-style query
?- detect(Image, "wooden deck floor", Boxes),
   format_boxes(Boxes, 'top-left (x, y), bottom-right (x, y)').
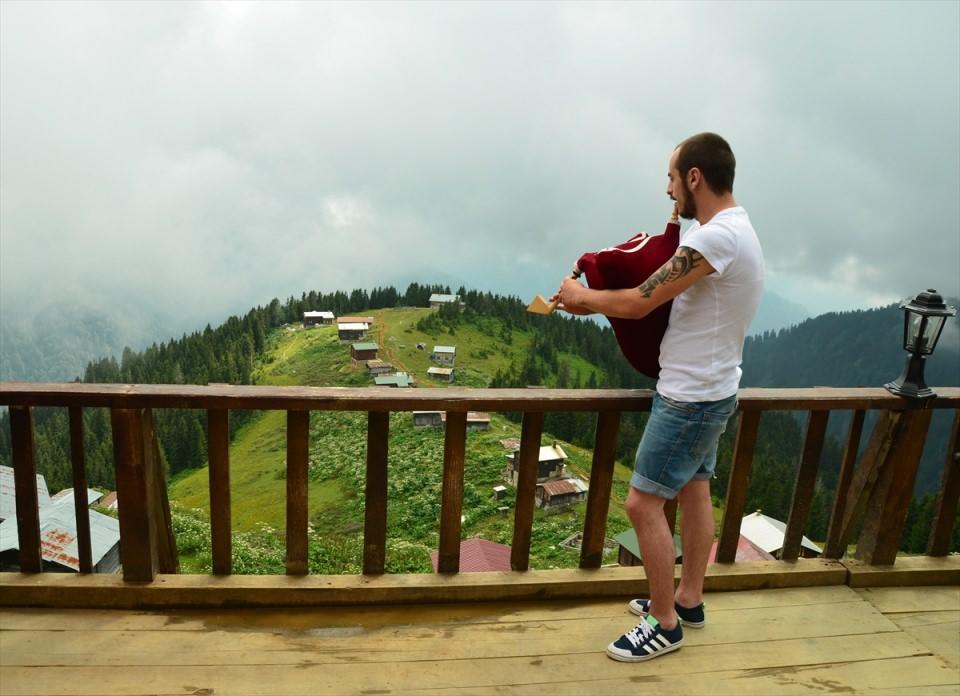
top-left (1, 584), bottom-right (958, 695)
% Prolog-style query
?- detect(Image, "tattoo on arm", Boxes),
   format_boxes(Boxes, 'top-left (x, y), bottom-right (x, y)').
top-left (637, 247), bottom-right (705, 298)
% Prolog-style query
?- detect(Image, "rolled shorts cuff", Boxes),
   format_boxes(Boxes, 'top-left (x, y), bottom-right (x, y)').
top-left (630, 472), bottom-right (679, 500)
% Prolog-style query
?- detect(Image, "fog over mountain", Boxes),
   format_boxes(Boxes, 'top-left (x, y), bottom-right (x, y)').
top-left (2, 2), bottom-right (957, 374)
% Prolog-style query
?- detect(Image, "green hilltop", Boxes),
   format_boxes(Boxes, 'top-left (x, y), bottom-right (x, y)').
top-left (168, 306), bottom-right (639, 573)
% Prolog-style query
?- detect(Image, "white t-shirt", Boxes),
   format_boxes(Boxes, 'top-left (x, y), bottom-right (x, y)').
top-left (657, 206), bottom-right (764, 402)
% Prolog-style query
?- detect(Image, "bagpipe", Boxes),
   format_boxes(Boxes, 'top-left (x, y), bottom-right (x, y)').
top-left (527, 207), bottom-right (680, 378)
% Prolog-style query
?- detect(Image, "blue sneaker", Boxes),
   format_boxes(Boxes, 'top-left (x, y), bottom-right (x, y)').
top-left (628, 598), bottom-right (705, 628)
top-left (607, 615), bottom-right (683, 662)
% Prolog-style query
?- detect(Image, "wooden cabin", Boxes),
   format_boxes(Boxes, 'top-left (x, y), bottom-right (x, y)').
top-left (535, 477), bottom-right (588, 510)
top-left (427, 367), bottom-right (454, 383)
top-left (505, 443), bottom-right (567, 486)
top-left (303, 311), bottom-right (334, 327)
top-left (431, 345), bottom-right (456, 365)
top-left (350, 342), bottom-right (378, 362)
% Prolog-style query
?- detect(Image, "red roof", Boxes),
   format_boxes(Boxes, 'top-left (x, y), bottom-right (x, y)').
top-left (430, 538), bottom-right (512, 573)
top-left (708, 535), bottom-right (775, 563)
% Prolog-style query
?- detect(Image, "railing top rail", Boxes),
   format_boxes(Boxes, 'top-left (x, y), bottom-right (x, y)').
top-left (1, 382), bottom-right (958, 412)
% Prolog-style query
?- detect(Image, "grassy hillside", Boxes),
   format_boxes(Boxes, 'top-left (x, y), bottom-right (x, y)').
top-left (169, 307), bottom-right (636, 573)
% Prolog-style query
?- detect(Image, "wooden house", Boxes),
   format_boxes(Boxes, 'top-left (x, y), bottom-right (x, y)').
top-left (504, 444), bottom-right (567, 486)
top-left (338, 322), bottom-right (368, 342)
top-left (374, 372), bottom-right (414, 388)
top-left (303, 311), bottom-right (334, 327)
top-left (431, 345), bottom-right (456, 366)
top-left (412, 411), bottom-right (443, 428)
top-left (351, 342), bottom-right (379, 362)
top-left (338, 316), bottom-right (375, 326)
top-left (366, 360), bottom-right (393, 375)
top-left (427, 367), bottom-right (454, 383)
top-left (428, 294), bottom-right (464, 310)
top-left (535, 477), bottom-right (588, 510)
top-left (440, 411), bottom-right (491, 431)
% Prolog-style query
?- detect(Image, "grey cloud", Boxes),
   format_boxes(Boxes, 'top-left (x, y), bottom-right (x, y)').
top-left (1, 1), bottom-right (957, 339)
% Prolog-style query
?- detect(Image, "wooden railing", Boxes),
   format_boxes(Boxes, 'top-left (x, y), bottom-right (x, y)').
top-left (1, 383), bottom-right (958, 585)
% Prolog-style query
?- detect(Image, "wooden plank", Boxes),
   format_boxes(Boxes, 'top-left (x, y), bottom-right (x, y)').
top-left (0, 585), bottom-right (864, 632)
top-left (856, 408), bottom-right (934, 565)
top-left (823, 409), bottom-right (865, 559)
top-left (781, 410), bottom-right (829, 560)
top-left (716, 411), bottom-right (761, 563)
top-left (3, 382), bottom-right (958, 412)
top-left (285, 410), bottom-right (310, 575)
top-left (510, 411), bottom-right (544, 571)
top-left (0, 600), bottom-right (901, 665)
top-left (362, 411), bottom-right (390, 575)
top-left (0, 561), bottom-right (847, 609)
top-left (838, 409), bottom-right (900, 553)
top-left (845, 556), bottom-right (960, 587)
top-left (929, 409), bottom-right (960, 556)
top-left (579, 411), bottom-right (620, 568)
top-left (68, 407), bottom-right (93, 574)
top-left (0, 633), bottom-right (938, 696)
top-left (146, 410), bottom-right (179, 575)
top-left (110, 408), bottom-right (157, 582)
top-left (9, 407), bottom-right (42, 573)
top-left (855, 584), bottom-right (960, 613)
top-left (207, 408), bottom-right (231, 575)
top-left (437, 411), bottom-right (467, 573)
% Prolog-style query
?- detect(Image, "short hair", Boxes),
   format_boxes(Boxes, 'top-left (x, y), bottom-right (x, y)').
top-left (675, 133), bottom-right (736, 195)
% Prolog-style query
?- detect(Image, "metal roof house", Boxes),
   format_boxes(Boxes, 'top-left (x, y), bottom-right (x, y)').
top-left (504, 444), bottom-right (568, 486)
top-left (303, 310), bottom-right (335, 326)
top-left (431, 345), bottom-right (456, 365)
top-left (374, 372), bottom-right (415, 388)
top-left (427, 366), bottom-right (454, 383)
top-left (0, 465), bottom-right (50, 522)
top-left (351, 342), bottom-right (379, 362)
top-left (536, 477), bottom-right (589, 510)
top-left (428, 294), bottom-right (464, 310)
top-left (0, 496), bottom-right (120, 573)
top-left (337, 322), bottom-right (368, 342)
top-left (430, 538), bottom-right (511, 573)
top-left (740, 511), bottom-right (823, 558)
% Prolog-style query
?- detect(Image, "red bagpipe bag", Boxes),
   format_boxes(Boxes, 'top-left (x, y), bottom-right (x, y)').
top-left (574, 217), bottom-right (680, 378)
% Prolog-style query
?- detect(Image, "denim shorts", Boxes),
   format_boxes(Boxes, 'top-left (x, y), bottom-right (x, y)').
top-left (631, 392), bottom-right (738, 499)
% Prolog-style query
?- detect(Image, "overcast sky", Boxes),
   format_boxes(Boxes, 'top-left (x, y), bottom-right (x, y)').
top-left (2, 1), bottom-right (958, 338)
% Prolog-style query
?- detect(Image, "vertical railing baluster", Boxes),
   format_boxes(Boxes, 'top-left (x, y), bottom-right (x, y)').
top-left (716, 410), bottom-right (761, 563)
top-left (10, 406), bottom-right (42, 573)
top-left (68, 407), bottom-right (93, 573)
top-left (580, 411), bottom-right (621, 569)
top-left (207, 408), bottom-right (231, 575)
top-left (856, 408), bottom-right (933, 565)
top-left (823, 409), bottom-right (865, 559)
top-left (363, 411), bottom-right (390, 575)
top-left (437, 411), bottom-right (467, 573)
top-left (285, 410), bottom-right (310, 575)
top-left (928, 410), bottom-right (960, 556)
top-left (781, 410), bottom-right (829, 560)
top-left (510, 411), bottom-right (544, 571)
top-left (112, 408), bottom-right (158, 581)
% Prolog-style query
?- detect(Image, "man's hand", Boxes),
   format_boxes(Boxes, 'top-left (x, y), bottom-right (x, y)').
top-left (551, 277), bottom-right (594, 315)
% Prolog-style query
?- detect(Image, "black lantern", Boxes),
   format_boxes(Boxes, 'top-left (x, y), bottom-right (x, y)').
top-left (884, 289), bottom-right (957, 400)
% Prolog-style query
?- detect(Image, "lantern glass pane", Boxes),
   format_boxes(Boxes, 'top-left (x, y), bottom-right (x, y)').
top-left (904, 313), bottom-right (925, 351)
top-left (916, 316), bottom-right (946, 355)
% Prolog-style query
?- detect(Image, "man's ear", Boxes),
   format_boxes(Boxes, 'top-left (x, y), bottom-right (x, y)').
top-left (687, 167), bottom-right (701, 191)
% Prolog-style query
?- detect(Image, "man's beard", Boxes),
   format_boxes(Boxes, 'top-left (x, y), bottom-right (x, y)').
top-left (678, 180), bottom-right (697, 220)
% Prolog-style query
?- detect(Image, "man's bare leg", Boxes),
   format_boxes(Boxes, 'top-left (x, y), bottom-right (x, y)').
top-left (676, 479), bottom-right (714, 608)
top-left (625, 486), bottom-right (677, 629)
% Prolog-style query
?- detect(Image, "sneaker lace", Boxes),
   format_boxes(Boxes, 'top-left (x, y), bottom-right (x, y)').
top-left (624, 619), bottom-right (655, 649)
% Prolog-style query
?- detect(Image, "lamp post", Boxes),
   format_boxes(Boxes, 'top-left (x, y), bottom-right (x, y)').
top-left (884, 289), bottom-right (956, 400)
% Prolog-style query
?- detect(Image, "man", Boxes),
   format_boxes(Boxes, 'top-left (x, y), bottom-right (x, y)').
top-left (554, 132), bottom-right (764, 662)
